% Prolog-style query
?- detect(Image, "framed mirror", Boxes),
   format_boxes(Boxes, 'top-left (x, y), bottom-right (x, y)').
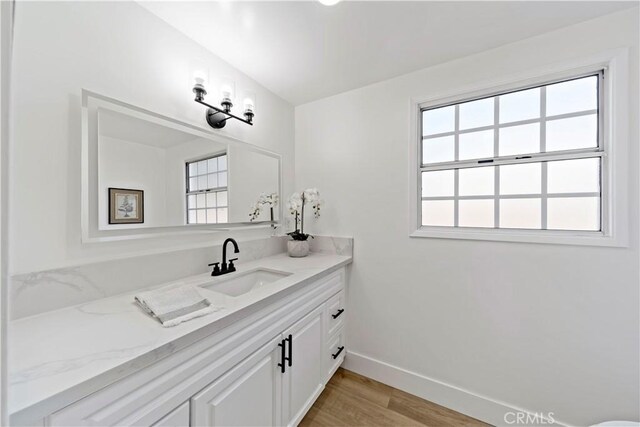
top-left (81, 90), bottom-right (282, 242)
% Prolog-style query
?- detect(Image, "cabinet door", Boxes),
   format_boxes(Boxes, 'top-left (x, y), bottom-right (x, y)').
top-left (191, 336), bottom-right (283, 427)
top-left (282, 305), bottom-right (325, 427)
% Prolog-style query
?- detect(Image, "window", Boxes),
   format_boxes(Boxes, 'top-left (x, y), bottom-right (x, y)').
top-left (186, 154), bottom-right (228, 224)
top-left (419, 72), bottom-right (604, 234)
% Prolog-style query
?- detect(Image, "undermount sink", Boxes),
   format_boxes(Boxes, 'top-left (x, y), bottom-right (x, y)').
top-left (199, 268), bottom-right (292, 297)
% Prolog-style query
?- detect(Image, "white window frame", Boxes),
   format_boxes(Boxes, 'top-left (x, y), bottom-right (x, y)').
top-left (408, 49), bottom-right (630, 247)
top-left (185, 153), bottom-right (229, 225)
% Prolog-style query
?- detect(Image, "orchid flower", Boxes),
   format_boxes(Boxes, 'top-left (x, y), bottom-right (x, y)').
top-left (287, 188), bottom-right (323, 240)
top-left (248, 192), bottom-right (278, 221)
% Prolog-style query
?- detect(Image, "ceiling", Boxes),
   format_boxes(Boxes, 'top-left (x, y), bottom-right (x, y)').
top-left (139, 1), bottom-right (636, 106)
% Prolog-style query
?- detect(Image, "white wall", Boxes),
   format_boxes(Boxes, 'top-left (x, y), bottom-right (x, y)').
top-left (98, 136), bottom-right (168, 229)
top-left (9, 1), bottom-right (294, 274)
top-left (295, 9), bottom-right (639, 426)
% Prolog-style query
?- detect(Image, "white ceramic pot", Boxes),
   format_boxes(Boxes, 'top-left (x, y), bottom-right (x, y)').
top-left (287, 240), bottom-right (310, 258)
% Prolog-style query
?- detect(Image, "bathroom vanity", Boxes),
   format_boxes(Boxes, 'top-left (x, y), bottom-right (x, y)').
top-left (9, 251), bottom-right (351, 426)
top-left (8, 88), bottom-right (352, 426)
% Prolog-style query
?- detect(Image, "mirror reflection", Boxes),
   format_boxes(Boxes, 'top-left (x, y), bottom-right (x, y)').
top-left (96, 107), bottom-right (279, 231)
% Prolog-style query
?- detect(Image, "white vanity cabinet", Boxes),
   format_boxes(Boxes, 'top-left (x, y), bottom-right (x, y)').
top-left (191, 305), bottom-right (326, 427)
top-left (282, 306), bottom-right (325, 427)
top-left (39, 268), bottom-right (347, 427)
top-left (323, 289), bottom-right (347, 382)
top-left (191, 336), bottom-right (284, 427)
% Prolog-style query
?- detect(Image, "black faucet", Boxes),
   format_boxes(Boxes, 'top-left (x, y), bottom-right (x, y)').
top-left (209, 238), bottom-right (240, 276)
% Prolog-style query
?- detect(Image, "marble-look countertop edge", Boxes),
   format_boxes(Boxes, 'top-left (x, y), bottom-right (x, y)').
top-left (9, 253), bottom-right (352, 422)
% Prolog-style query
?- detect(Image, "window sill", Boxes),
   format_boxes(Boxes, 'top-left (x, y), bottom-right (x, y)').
top-left (410, 227), bottom-right (627, 247)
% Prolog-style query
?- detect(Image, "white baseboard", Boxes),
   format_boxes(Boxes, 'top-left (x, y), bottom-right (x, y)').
top-left (343, 351), bottom-right (566, 427)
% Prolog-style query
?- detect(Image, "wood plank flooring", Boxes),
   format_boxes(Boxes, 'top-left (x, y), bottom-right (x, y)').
top-left (300, 368), bottom-right (491, 427)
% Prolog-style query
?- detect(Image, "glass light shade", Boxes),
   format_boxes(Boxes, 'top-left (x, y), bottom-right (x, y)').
top-left (193, 70), bottom-right (207, 87)
top-left (318, 0), bottom-right (341, 5)
top-left (244, 98), bottom-right (255, 113)
top-left (242, 91), bottom-right (256, 113)
top-left (219, 78), bottom-right (235, 102)
top-left (192, 69), bottom-right (208, 101)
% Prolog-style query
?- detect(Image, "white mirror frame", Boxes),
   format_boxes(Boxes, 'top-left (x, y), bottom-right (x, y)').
top-left (81, 89), bottom-right (283, 243)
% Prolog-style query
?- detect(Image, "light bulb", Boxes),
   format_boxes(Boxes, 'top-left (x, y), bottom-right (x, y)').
top-left (193, 70), bottom-right (207, 86)
top-left (219, 78), bottom-right (235, 104)
top-left (244, 97), bottom-right (255, 113)
top-left (192, 70), bottom-right (208, 101)
top-left (318, 0), bottom-right (341, 5)
top-left (221, 85), bottom-right (233, 100)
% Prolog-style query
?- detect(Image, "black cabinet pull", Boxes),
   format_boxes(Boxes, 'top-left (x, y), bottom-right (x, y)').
top-left (332, 346), bottom-right (345, 359)
top-left (277, 339), bottom-right (286, 373)
top-left (286, 334), bottom-right (293, 367)
top-left (332, 309), bottom-right (345, 319)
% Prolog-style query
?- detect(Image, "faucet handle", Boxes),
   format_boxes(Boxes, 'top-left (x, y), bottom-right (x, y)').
top-left (228, 258), bottom-right (238, 272)
top-left (208, 262), bottom-right (221, 276)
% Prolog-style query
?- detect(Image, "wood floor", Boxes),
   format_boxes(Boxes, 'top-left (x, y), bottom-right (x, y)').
top-left (300, 368), bottom-right (491, 427)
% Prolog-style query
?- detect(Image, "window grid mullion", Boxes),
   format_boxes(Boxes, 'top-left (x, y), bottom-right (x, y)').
top-left (540, 86), bottom-right (548, 230)
top-left (420, 149), bottom-right (604, 172)
top-left (454, 105), bottom-right (460, 226)
top-left (421, 108), bottom-right (597, 141)
top-left (454, 170), bottom-right (459, 227)
top-left (597, 72), bottom-right (606, 234)
top-left (494, 95), bottom-right (500, 228)
top-left (422, 192), bottom-right (600, 201)
top-left (420, 69), bottom-right (600, 117)
top-left (454, 105), bottom-right (460, 162)
top-left (189, 170), bottom-right (227, 178)
top-left (186, 187), bottom-right (228, 196)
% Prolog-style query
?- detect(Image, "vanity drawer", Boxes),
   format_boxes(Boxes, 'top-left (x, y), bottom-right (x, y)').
top-left (324, 327), bottom-right (346, 382)
top-left (324, 290), bottom-right (346, 337)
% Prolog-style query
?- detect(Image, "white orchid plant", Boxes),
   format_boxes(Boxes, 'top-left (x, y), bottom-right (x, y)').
top-left (249, 192), bottom-right (279, 222)
top-left (287, 188), bottom-right (323, 241)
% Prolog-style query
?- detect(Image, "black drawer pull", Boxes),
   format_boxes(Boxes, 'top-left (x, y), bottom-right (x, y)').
top-left (286, 334), bottom-right (293, 367)
top-left (278, 339), bottom-right (286, 373)
top-left (332, 309), bottom-right (345, 319)
top-left (332, 346), bottom-right (345, 359)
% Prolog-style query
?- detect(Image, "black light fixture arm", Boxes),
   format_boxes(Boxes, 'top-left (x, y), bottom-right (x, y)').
top-left (194, 98), bottom-right (254, 128)
top-left (192, 81), bottom-right (254, 129)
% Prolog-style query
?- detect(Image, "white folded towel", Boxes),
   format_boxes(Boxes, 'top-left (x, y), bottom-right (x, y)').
top-left (134, 284), bottom-right (220, 327)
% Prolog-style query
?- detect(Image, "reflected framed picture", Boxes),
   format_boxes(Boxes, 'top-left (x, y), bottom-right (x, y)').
top-left (108, 188), bottom-right (144, 224)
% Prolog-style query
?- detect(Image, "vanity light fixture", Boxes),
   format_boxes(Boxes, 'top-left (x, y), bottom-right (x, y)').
top-left (192, 73), bottom-right (254, 129)
top-left (242, 91), bottom-right (256, 124)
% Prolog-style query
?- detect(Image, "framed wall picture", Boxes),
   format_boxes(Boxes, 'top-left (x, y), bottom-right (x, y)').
top-left (108, 188), bottom-right (144, 224)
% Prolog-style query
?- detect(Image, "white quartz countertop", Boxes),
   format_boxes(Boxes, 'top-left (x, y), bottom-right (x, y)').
top-left (8, 252), bottom-right (351, 421)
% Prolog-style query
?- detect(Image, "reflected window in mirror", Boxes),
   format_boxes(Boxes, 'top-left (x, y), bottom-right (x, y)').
top-left (186, 154), bottom-right (229, 224)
